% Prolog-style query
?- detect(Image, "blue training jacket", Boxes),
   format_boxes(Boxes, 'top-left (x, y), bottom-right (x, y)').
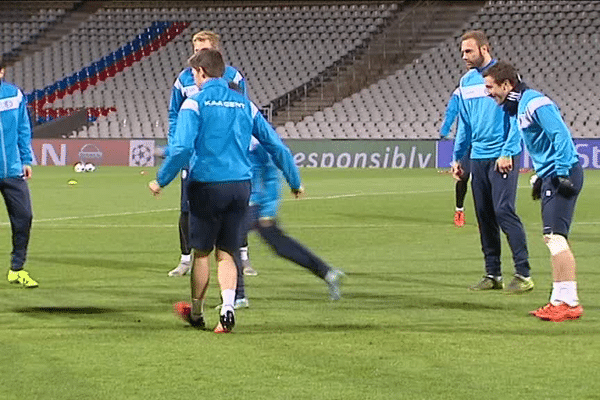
top-left (157, 78), bottom-right (301, 190)
top-left (516, 89), bottom-right (579, 178)
top-left (440, 87), bottom-right (460, 138)
top-left (168, 65), bottom-right (246, 142)
top-left (453, 60), bottom-right (522, 161)
top-left (248, 137), bottom-right (282, 219)
top-left (0, 80), bottom-right (33, 179)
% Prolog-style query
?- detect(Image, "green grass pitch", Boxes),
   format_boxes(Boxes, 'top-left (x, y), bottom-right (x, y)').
top-left (0, 166), bottom-right (598, 399)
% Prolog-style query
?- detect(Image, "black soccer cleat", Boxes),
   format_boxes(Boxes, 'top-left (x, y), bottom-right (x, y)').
top-left (174, 301), bottom-right (205, 329)
top-left (214, 310), bottom-right (235, 333)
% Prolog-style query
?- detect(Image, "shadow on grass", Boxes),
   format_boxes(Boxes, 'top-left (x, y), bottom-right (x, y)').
top-left (14, 306), bottom-right (118, 315)
top-left (28, 255), bottom-right (157, 270)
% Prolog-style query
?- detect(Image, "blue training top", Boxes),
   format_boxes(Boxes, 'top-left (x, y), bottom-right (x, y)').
top-left (157, 78), bottom-right (301, 190)
top-left (248, 137), bottom-right (282, 219)
top-left (168, 65), bottom-right (246, 143)
top-left (516, 89), bottom-right (579, 178)
top-left (453, 60), bottom-right (522, 161)
top-left (0, 80), bottom-right (33, 179)
top-left (440, 87), bottom-right (460, 138)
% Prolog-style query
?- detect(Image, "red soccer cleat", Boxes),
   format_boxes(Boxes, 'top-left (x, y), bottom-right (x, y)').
top-left (530, 302), bottom-right (583, 322)
top-left (454, 210), bottom-right (465, 227)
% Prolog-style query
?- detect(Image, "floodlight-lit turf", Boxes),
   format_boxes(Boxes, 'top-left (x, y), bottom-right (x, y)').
top-left (0, 166), bottom-right (598, 399)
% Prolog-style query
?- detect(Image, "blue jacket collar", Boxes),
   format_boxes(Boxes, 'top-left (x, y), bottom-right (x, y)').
top-left (201, 77), bottom-right (228, 90)
top-left (477, 59), bottom-right (497, 74)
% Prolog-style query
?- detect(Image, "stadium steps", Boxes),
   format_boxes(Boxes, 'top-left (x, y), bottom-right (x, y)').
top-left (271, 0), bottom-right (485, 127)
top-left (3, 1), bottom-right (108, 65)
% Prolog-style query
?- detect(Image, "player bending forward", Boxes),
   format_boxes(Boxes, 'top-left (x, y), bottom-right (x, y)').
top-left (484, 61), bottom-right (584, 322)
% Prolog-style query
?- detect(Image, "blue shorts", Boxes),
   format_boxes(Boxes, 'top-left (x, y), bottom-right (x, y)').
top-left (541, 162), bottom-right (583, 238)
top-left (187, 180), bottom-right (251, 254)
top-left (180, 168), bottom-right (190, 213)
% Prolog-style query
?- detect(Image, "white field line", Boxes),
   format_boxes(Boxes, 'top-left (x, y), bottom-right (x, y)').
top-left (1, 183), bottom-right (597, 227)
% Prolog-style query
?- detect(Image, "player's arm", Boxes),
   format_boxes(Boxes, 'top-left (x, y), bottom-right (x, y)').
top-left (451, 90), bottom-right (471, 179)
top-left (440, 89), bottom-right (459, 138)
top-left (16, 89), bottom-right (33, 178)
top-left (155, 99), bottom-right (198, 190)
top-left (496, 114), bottom-right (521, 173)
top-left (167, 77), bottom-right (186, 145)
top-left (534, 103), bottom-right (575, 176)
top-left (250, 104), bottom-right (302, 194)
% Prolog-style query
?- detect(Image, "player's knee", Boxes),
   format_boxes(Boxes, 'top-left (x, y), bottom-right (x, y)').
top-left (543, 233), bottom-right (569, 256)
top-left (258, 224), bottom-right (285, 254)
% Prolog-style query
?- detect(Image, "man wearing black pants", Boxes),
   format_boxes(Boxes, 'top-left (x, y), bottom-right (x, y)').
top-left (450, 31), bottom-right (533, 293)
top-left (1, 60), bottom-right (37, 288)
top-left (232, 140), bottom-right (345, 306)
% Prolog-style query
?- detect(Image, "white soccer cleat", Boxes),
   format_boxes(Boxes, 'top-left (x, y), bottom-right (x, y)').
top-left (325, 269), bottom-right (346, 300)
top-left (168, 261), bottom-right (191, 277)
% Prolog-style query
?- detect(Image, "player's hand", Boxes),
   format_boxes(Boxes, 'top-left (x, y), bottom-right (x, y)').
top-left (23, 165), bottom-right (32, 180)
top-left (552, 175), bottom-right (577, 198)
top-left (148, 180), bottom-right (162, 197)
top-left (530, 174), bottom-right (542, 200)
top-left (495, 156), bottom-right (513, 174)
top-left (450, 162), bottom-right (463, 181)
top-left (291, 186), bottom-right (304, 199)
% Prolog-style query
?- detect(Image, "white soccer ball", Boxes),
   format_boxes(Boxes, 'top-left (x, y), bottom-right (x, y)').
top-left (74, 162), bottom-right (85, 173)
top-left (84, 163), bottom-right (96, 172)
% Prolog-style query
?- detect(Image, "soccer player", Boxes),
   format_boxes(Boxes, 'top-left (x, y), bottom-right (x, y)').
top-left (233, 138), bottom-right (345, 307)
top-left (0, 60), bottom-right (38, 288)
top-left (450, 31), bottom-right (533, 293)
top-left (166, 30), bottom-right (256, 277)
top-left (149, 49), bottom-right (303, 333)
top-left (440, 87), bottom-right (470, 227)
top-left (483, 61), bottom-right (584, 321)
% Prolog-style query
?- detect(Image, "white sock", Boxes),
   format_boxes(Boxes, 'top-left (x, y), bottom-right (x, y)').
top-left (550, 281), bottom-right (579, 306)
top-left (191, 298), bottom-right (204, 319)
top-left (240, 246), bottom-right (249, 261)
top-left (181, 254), bottom-right (191, 263)
top-left (456, 207), bottom-right (464, 212)
top-left (221, 289), bottom-right (235, 314)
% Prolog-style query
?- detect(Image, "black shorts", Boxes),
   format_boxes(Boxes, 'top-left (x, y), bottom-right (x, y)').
top-left (541, 162), bottom-right (583, 238)
top-left (187, 180), bottom-right (251, 254)
top-left (180, 168), bottom-right (190, 213)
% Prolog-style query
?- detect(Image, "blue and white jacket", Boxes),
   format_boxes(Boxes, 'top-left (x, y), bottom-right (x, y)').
top-left (248, 137), bottom-right (282, 219)
top-left (515, 89), bottom-right (579, 178)
top-left (0, 80), bottom-right (33, 179)
top-left (157, 78), bottom-right (301, 191)
top-left (453, 60), bottom-right (522, 161)
top-left (168, 65), bottom-right (246, 142)
top-left (440, 87), bottom-right (460, 138)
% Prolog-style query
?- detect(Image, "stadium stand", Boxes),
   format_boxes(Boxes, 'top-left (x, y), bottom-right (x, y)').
top-left (3, 2), bottom-right (400, 138)
top-left (1, 1), bottom-right (599, 139)
top-left (277, 0), bottom-right (600, 139)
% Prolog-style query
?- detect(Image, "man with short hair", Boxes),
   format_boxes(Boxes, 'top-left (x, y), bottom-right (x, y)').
top-left (166, 30), bottom-right (256, 277)
top-left (451, 31), bottom-right (533, 293)
top-left (0, 60), bottom-right (38, 288)
top-left (483, 60), bottom-right (584, 321)
top-left (149, 49), bottom-right (303, 333)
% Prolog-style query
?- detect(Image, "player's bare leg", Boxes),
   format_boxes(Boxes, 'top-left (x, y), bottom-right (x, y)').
top-left (189, 250), bottom-right (211, 326)
top-left (530, 235), bottom-right (582, 321)
top-left (214, 249), bottom-right (237, 333)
